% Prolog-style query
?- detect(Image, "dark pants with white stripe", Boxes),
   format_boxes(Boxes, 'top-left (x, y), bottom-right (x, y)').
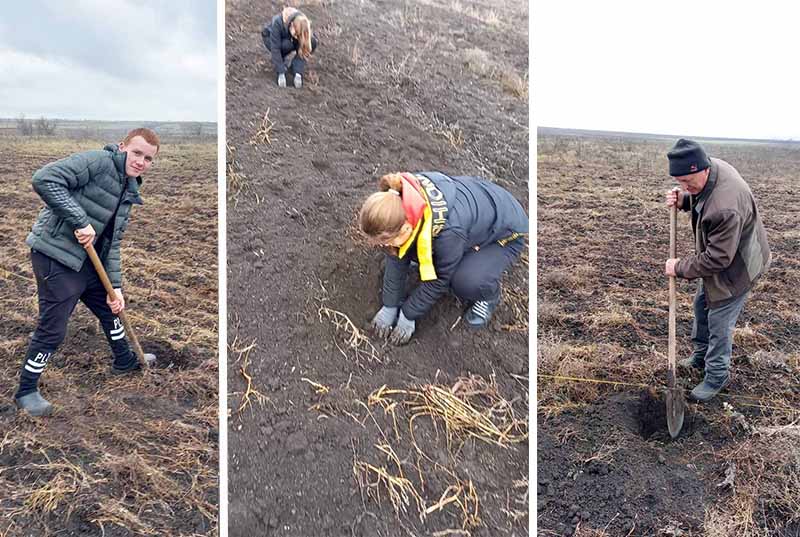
top-left (15, 250), bottom-right (135, 398)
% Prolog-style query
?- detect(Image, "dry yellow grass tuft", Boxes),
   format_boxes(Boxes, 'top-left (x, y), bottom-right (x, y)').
top-left (733, 322), bottom-right (772, 349)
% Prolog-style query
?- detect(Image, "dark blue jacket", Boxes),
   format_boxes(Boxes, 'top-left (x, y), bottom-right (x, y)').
top-left (382, 172), bottom-right (528, 320)
top-left (267, 13), bottom-right (301, 74)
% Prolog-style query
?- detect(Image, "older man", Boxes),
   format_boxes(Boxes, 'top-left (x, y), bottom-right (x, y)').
top-left (665, 138), bottom-right (771, 401)
top-left (15, 128), bottom-right (159, 416)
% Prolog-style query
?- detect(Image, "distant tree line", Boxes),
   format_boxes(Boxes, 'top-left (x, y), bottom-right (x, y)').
top-left (17, 114), bottom-right (57, 136)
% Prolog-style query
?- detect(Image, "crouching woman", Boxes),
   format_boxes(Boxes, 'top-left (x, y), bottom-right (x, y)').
top-left (358, 172), bottom-right (528, 345)
top-left (261, 7), bottom-right (318, 88)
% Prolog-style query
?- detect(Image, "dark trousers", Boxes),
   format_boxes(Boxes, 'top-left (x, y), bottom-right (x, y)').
top-left (16, 250), bottom-right (135, 397)
top-left (450, 238), bottom-right (525, 302)
top-left (261, 25), bottom-right (318, 75)
top-left (691, 283), bottom-right (749, 381)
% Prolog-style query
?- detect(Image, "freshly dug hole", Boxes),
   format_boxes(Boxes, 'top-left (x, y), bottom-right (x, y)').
top-left (637, 387), bottom-right (699, 440)
top-left (637, 387), bottom-right (668, 439)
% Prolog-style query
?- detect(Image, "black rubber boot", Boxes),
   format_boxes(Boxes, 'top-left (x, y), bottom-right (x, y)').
top-left (689, 375), bottom-right (730, 402)
top-left (15, 391), bottom-right (54, 416)
top-left (677, 357), bottom-right (704, 371)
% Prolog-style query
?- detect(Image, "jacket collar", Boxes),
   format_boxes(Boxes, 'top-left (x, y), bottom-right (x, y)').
top-left (693, 159), bottom-right (718, 213)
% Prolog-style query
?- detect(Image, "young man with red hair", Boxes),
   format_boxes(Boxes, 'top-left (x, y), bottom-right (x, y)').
top-left (14, 128), bottom-right (160, 416)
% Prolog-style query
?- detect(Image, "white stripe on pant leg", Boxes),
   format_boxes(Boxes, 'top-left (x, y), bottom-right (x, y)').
top-left (25, 364), bottom-right (46, 374)
top-left (110, 326), bottom-right (125, 336)
top-left (111, 330), bottom-right (126, 341)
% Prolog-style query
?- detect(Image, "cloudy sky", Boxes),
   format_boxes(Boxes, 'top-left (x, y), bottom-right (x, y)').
top-left (535, 0), bottom-right (800, 140)
top-left (0, 0), bottom-right (216, 122)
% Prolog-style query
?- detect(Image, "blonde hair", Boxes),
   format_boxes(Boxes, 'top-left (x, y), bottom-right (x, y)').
top-left (359, 173), bottom-right (407, 242)
top-left (292, 15), bottom-right (313, 59)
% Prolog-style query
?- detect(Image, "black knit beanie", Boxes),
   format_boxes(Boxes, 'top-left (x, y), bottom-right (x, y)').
top-left (667, 138), bottom-right (710, 177)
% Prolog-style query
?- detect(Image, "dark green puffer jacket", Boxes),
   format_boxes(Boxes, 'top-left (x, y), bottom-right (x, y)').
top-left (25, 144), bottom-right (143, 287)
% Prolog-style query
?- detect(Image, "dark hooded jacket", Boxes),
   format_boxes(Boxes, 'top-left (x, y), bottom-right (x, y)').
top-left (267, 11), bottom-right (304, 74)
top-left (25, 144), bottom-right (144, 288)
top-left (382, 172), bottom-right (529, 320)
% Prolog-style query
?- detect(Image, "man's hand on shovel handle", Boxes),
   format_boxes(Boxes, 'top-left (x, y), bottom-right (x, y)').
top-left (107, 288), bottom-right (125, 314)
top-left (74, 224), bottom-right (96, 245)
top-left (665, 258), bottom-right (680, 277)
top-left (665, 187), bottom-right (684, 208)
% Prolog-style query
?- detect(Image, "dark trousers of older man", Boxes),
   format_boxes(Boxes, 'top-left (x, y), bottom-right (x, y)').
top-left (16, 250), bottom-right (137, 398)
top-left (689, 282), bottom-right (749, 385)
top-left (261, 26), bottom-right (319, 75)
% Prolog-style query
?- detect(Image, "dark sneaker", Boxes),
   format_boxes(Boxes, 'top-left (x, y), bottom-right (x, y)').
top-left (111, 353), bottom-right (157, 375)
top-left (689, 375), bottom-right (730, 402)
top-left (678, 357), bottom-right (704, 371)
top-left (464, 296), bottom-right (501, 329)
top-left (15, 391), bottom-right (53, 416)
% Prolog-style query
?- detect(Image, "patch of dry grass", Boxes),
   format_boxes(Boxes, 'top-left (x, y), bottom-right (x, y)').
top-left (704, 429), bottom-right (800, 536)
top-left (461, 47), bottom-right (528, 102)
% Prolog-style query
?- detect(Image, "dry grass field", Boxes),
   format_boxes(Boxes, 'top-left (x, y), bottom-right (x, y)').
top-left (537, 131), bottom-right (800, 536)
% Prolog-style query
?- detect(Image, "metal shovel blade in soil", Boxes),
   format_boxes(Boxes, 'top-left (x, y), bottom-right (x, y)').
top-left (667, 203), bottom-right (685, 438)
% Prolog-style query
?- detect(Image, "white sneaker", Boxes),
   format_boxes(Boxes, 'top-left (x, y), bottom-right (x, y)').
top-left (277, 73), bottom-right (286, 88)
top-left (294, 73), bottom-right (302, 88)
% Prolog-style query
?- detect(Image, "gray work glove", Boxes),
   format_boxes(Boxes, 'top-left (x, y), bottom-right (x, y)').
top-left (277, 73), bottom-right (286, 88)
top-left (370, 306), bottom-right (398, 339)
top-left (389, 310), bottom-right (415, 346)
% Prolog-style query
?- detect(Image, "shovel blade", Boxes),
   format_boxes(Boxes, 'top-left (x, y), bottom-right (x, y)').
top-left (666, 388), bottom-right (686, 438)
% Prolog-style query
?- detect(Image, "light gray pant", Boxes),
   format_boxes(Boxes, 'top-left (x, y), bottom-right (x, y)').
top-left (691, 283), bottom-right (748, 381)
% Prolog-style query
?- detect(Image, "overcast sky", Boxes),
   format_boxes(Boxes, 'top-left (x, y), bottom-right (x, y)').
top-left (534, 1), bottom-right (800, 140)
top-left (0, 0), bottom-right (216, 122)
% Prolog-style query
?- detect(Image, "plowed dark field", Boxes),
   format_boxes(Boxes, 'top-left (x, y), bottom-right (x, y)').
top-left (537, 131), bottom-right (800, 537)
top-left (226, 1), bottom-right (530, 535)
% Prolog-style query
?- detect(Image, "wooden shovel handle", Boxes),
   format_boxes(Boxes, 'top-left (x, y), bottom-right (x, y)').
top-left (84, 243), bottom-right (149, 369)
top-left (668, 205), bottom-right (677, 374)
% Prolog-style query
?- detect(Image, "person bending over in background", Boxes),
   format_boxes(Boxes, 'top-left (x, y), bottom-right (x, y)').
top-left (359, 172), bottom-right (529, 345)
top-left (14, 128), bottom-right (160, 416)
top-left (665, 138), bottom-right (770, 402)
top-left (262, 7), bottom-right (318, 89)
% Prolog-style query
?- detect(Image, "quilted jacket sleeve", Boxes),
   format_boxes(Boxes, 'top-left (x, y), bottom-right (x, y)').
top-left (32, 153), bottom-right (94, 229)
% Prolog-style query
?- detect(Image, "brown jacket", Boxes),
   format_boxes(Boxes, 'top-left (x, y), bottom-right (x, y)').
top-left (675, 158), bottom-right (770, 307)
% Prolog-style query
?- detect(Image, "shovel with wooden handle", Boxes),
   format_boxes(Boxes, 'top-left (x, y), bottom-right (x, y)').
top-left (667, 203), bottom-right (686, 438)
top-left (84, 243), bottom-right (150, 370)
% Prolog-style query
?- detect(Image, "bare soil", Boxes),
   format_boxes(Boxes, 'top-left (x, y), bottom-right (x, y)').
top-left (0, 138), bottom-right (218, 536)
top-left (226, 1), bottom-right (529, 535)
top-left (537, 132), bottom-right (800, 537)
